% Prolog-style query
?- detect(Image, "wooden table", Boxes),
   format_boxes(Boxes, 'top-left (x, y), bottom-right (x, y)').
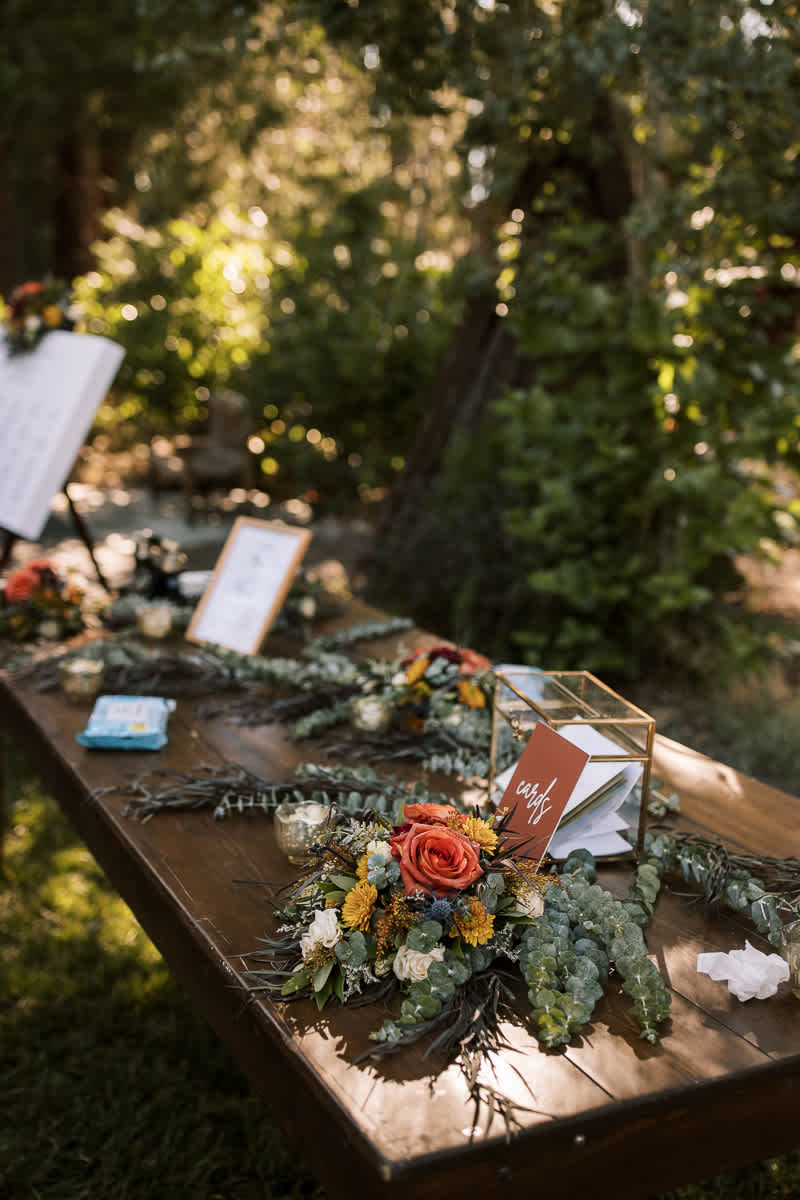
top-left (3, 615), bottom-right (800, 1200)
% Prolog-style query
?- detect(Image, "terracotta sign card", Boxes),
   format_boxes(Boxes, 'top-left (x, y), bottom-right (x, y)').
top-left (497, 722), bottom-right (590, 868)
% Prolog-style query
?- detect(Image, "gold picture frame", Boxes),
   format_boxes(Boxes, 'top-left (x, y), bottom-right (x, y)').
top-left (185, 517), bottom-right (312, 655)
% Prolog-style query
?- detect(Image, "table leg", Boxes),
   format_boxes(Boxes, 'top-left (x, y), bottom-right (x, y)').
top-left (0, 729), bottom-right (25, 875)
top-left (0, 728), bottom-right (7, 872)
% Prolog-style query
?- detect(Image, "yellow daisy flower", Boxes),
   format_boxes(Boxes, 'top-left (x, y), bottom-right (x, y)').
top-left (456, 678), bottom-right (486, 708)
top-left (450, 897), bottom-right (495, 947)
top-left (356, 853), bottom-right (370, 881)
top-left (341, 880), bottom-right (378, 931)
top-left (456, 815), bottom-right (498, 854)
top-left (405, 654), bottom-right (431, 685)
top-left (42, 304), bottom-right (64, 327)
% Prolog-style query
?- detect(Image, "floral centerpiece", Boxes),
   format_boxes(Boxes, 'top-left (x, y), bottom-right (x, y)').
top-left (247, 795), bottom-right (671, 1128)
top-left (394, 644), bottom-right (491, 724)
top-left (2, 278), bottom-right (74, 355)
top-left (0, 559), bottom-right (85, 641)
top-left (288, 640), bottom-right (500, 777)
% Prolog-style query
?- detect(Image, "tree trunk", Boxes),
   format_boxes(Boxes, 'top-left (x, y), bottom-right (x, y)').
top-left (52, 124), bottom-right (102, 282)
top-left (0, 142), bottom-right (23, 295)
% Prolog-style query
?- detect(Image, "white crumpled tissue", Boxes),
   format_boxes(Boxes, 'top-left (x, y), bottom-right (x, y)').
top-left (697, 940), bottom-right (789, 1001)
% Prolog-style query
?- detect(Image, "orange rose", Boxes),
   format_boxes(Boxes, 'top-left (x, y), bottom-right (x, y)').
top-left (390, 821), bottom-right (483, 897)
top-left (402, 801), bottom-right (462, 826)
top-left (457, 647), bottom-right (492, 674)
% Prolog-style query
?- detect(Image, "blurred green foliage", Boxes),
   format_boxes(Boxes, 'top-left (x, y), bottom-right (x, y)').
top-left (72, 8), bottom-right (463, 505)
top-left (359, 0), bottom-right (800, 676)
top-left (7, 1), bottom-right (800, 673)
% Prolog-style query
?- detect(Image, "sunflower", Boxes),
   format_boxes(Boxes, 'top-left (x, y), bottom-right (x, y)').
top-left (341, 880), bottom-right (378, 931)
top-left (450, 897), bottom-right (495, 947)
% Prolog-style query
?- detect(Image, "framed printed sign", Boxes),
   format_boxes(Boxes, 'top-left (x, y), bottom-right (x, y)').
top-left (185, 517), bottom-right (312, 655)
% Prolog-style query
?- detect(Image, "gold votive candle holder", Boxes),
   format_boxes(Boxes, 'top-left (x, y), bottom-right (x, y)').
top-left (274, 800), bottom-right (334, 865)
top-left (136, 602), bottom-right (173, 639)
top-left (59, 657), bottom-right (105, 704)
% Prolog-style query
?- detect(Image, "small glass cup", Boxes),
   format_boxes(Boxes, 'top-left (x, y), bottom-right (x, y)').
top-left (136, 602), bottom-right (173, 639)
top-left (59, 657), bottom-right (105, 704)
top-left (780, 921), bottom-right (800, 1000)
top-left (274, 800), bottom-right (334, 865)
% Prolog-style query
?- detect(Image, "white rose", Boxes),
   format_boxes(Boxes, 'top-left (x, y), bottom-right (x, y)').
top-left (300, 908), bottom-right (341, 959)
top-left (365, 839), bottom-right (392, 862)
top-left (515, 885), bottom-right (545, 919)
top-left (393, 942), bottom-right (445, 983)
top-left (25, 315), bottom-right (42, 333)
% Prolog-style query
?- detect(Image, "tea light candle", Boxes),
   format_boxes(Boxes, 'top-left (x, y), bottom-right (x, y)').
top-left (59, 657), bottom-right (105, 703)
top-left (274, 800), bottom-right (333, 865)
top-left (136, 603), bottom-right (173, 639)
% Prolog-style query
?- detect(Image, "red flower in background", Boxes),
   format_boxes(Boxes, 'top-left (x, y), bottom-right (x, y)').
top-left (4, 559), bottom-right (58, 604)
top-left (5, 568), bottom-right (39, 604)
top-left (402, 644), bottom-right (491, 678)
top-left (9, 280), bottom-right (44, 319)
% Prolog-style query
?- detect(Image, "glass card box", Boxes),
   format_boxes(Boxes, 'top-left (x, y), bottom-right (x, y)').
top-left (489, 669), bottom-right (656, 860)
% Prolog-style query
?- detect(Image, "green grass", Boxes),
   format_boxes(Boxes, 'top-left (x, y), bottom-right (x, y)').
top-left (3, 773), bottom-right (800, 1200)
top-left (1, 780), bottom-right (324, 1200)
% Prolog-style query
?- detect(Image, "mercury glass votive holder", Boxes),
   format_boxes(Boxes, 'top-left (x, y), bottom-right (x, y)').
top-left (350, 695), bottom-right (393, 734)
top-left (136, 602), bottom-right (173, 639)
top-left (274, 800), bottom-right (334, 865)
top-left (59, 657), bottom-right (105, 704)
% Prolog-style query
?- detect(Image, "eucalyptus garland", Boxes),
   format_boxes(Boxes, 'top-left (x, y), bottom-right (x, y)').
top-left (110, 761), bottom-right (456, 823)
top-left (16, 616), bottom-right (508, 777)
top-left (12, 618), bottom-right (407, 704)
top-left (645, 829), bottom-right (800, 948)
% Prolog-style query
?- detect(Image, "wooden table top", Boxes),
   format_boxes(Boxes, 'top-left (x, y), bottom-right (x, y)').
top-left (3, 608), bottom-right (800, 1200)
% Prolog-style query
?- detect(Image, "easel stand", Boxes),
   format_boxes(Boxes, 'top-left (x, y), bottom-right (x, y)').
top-left (0, 484), bottom-right (111, 593)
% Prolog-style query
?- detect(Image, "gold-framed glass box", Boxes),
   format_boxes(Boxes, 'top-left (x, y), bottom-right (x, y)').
top-left (489, 668), bottom-right (656, 860)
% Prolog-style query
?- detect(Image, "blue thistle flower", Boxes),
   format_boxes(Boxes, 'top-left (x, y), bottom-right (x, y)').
top-left (424, 897), bottom-right (455, 930)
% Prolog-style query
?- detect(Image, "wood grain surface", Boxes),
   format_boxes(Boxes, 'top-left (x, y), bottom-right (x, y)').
top-left (3, 606), bottom-right (800, 1199)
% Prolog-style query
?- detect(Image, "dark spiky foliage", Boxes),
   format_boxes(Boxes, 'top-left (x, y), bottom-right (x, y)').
top-left (354, 967), bottom-right (534, 1142)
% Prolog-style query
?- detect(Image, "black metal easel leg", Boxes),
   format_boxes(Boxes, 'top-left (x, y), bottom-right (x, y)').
top-left (0, 489), bottom-right (110, 593)
top-left (0, 530), bottom-right (14, 573)
top-left (64, 486), bottom-right (111, 594)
